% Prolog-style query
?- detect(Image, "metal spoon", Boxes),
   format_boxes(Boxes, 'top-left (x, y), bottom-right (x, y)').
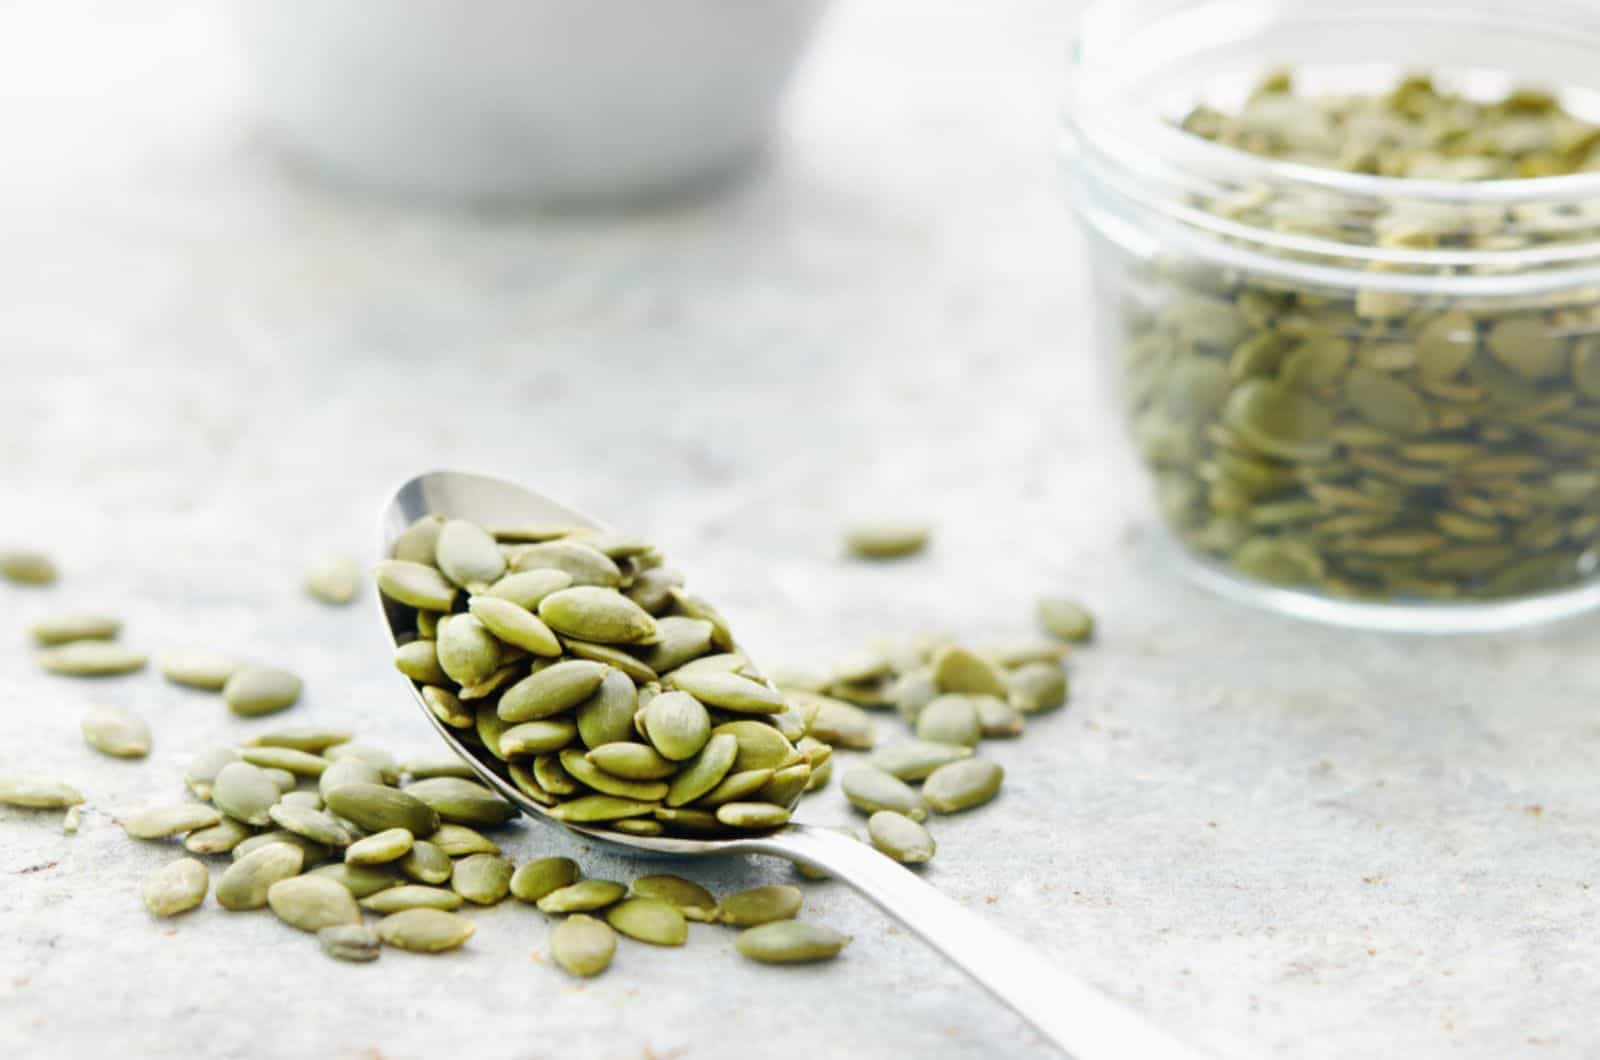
top-left (379, 470), bottom-right (1203, 1060)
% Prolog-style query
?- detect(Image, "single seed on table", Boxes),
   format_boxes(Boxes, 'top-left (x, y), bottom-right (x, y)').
top-left (346, 828), bottom-right (415, 865)
top-left (551, 914), bottom-right (616, 978)
top-left (468, 595), bottom-right (563, 656)
top-left (435, 614), bottom-right (502, 687)
top-left (239, 746), bottom-right (328, 776)
top-left (605, 898), bottom-right (687, 946)
top-left (82, 704), bottom-right (152, 758)
top-left (536, 879), bottom-right (627, 914)
top-left (361, 885), bottom-right (464, 913)
top-left (400, 840), bottom-right (453, 885)
top-left (844, 522), bottom-right (930, 559)
top-left (1009, 661), bottom-right (1068, 714)
top-left (497, 660), bottom-right (609, 722)
top-left (430, 823), bottom-right (500, 857)
top-left (216, 843), bottom-right (304, 911)
top-left (377, 908), bottom-right (476, 953)
top-left (841, 765), bottom-right (927, 821)
top-left (142, 858), bottom-right (209, 917)
top-left (310, 862), bottom-right (403, 898)
top-left (482, 568), bottom-right (573, 609)
top-left (122, 803), bottom-right (223, 839)
top-left (305, 556), bottom-right (360, 605)
top-left (667, 670), bottom-right (787, 715)
top-left (324, 783), bottom-right (440, 836)
top-left (451, 854), bottom-right (514, 905)
top-left (394, 640), bottom-right (449, 684)
top-left (246, 727), bottom-right (352, 753)
top-left (574, 669), bottom-right (639, 748)
top-left (29, 613), bottom-right (120, 645)
top-left (0, 549), bottom-right (56, 585)
top-left (537, 586), bottom-right (658, 644)
top-left (715, 802), bottom-right (790, 829)
top-left (915, 695), bottom-right (983, 747)
top-left (37, 641), bottom-right (147, 676)
top-left (319, 923), bottom-right (381, 962)
top-left (268, 803), bottom-right (354, 848)
top-left (436, 519), bottom-right (507, 590)
top-left (159, 650), bottom-right (240, 691)
top-left (222, 666), bottom-right (303, 717)
top-left (0, 775), bottom-right (84, 809)
top-left (267, 875), bottom-right (362, 932)
top-left (211, 762), bottom-right (281, 826)
top-left (1037, 596), bottom-right (1094, 642)
top-left (922, 758), bottom-right (1004, 814)
top-left (629, 876), bottom-right (718, 922)
top-left (867, 810), bottom-right (937, 864)
top-left (510, 857), bottom-right (579, 903)
top-left (642, 690), bottom-right (712, 761)
top-left (374, 560), bottom-right (459, 611)
top-left (717, 884), bottom-right (803, 927)
top-left (869, 740), bottom-right (974, 781)
top-left (401, 777), bottom-right (517, 826)
top-left (736, 920), bottom-right (851, 964)
top-left (232, 831), bottom-right (329, 865)
top-left (184, 817), bottom-right (252, 855)
top-left (588, 742), bottom-right (677, 780)
top-left (399, 757), bottom-right (477, 781)
top-left (931, 646), bottom-right (1007, 697)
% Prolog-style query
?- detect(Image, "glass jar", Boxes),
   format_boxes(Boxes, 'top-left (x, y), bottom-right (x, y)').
top-left (1063, 0), bottom-right (1600, 631)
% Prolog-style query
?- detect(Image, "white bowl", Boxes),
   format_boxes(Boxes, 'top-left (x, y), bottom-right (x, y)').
top-left (225, 0), bottom-right (829, 205)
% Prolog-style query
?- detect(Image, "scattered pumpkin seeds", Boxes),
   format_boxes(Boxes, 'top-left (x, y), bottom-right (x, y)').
top-left (841, 765), bottom-right (927, 821)
top-left (324, 783), bottom-right (440, 837)
top-left (844, 522), bottom-right (931, 559)
top-left (451, 853), bottom-right (514, 905)
top-left (222, 666), bottom-right (302, 717)
top-left (509, 856), bottom-right (580, 903)
top-left (216, 842), bottom-right (304, 910)
top-left (736, 920), bottom-right (850, 964)
top-left (922, 758), bottom-right (1004, 814)
top-left (717, 884), bottom-right (803, 927)
top-left (81, 704), bottom-right (152, 758)
top-left (37, 641), bottom-right (147, 676)
top-left (536, 879), bottom-right (626, 914)
top-left (629, 875), bottom-right (718, 922)
top-left (550, 914), bottom-right (617, 978)
top-left (159, 650), bottom-right (240, 690)
top-left (345, 828), bottom-right (414, 866)
top-left (867, 811), bottom-right (937, 864)
top-left (267, 875), bottom-right (362, 932)
top-left (143, 858), bottom-right (209, 917)
top-left (605, 898), bottom-right (688, 946)
top-left (0, 548), bottom-right (56, 585)
top-left (210, 762), bottom-right (281, 827)
top-left (360, 885), bottom-right (464, 913)
top-left (122, 803), bottom-right (222, 839)
top-left (30, 612), bottom-right (120, 645)
top-left (1037, 596), bottom-right (1094, 642)
top-left (376, 908), bottom-right (476, 953)
top-left (305, 556), bottom-right (360, 605)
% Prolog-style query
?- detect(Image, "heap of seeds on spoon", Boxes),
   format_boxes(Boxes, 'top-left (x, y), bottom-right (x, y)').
top-left (0, 526), bottom-right (1086, 974)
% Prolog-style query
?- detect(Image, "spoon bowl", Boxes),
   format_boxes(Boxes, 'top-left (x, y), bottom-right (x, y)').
top-left (378, 469), bottom-right (1204, 1060)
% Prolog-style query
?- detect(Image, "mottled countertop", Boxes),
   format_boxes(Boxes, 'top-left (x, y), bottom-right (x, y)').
top-left (2, 2), bottom-right (1596, 1058)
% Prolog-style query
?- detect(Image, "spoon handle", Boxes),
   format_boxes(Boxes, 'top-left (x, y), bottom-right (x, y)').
top-left (747, 823), bottom-right (1205, 1060)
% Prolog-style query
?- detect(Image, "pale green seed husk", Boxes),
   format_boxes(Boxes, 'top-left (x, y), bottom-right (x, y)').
top-left (401, 777), bottom-right (517, 826)
top-left (559, 749), bottom-right (669, 801)
top-left (317, 758), bottom-right (386, 800)
top-left (537, 586), bottom-right (658, 644)
top-left (82, 704), bottom-right (151, 758)
top-left (29, 612), bottom-right (120, 645)
top-left (323, 744), bottom-right (400, 782)
top-left (695, 768), bottom-right (774, 807)
top-left (605, 898), bottom-right (687, 946)
top-left (238, 746), bottom-right (329, 776)
top-left (482, 569), bottom-right (574, 609)
top-left (711, 720), bottom-right (797, 772)
top-left (421, 685), bottom-right (472, 729)
top-left (561, 639), bottom-right (660, 684)
top-left (400, 758), bottom-right (478, 781)
top-left (429, 823), bottom-right (500, 857)
top-left (435, 613), bottom-right (502, 687)
top-left (510, 540), bottom-right (622, 587)
top-left (360, 884), bottom-right (465, 913)
top-left (393, 640), bottom-right (449, 685)
top-left (915, 695), bottom-right (983, 747)
top-left (267, 874), bottom-right (362, 932)
top-left (122, 803), bottom-right (222, 839)
top-left (37, 641), bottom-right (147, 677)
top-left (574, 669), bottom-right (640, 749)
top-left (736, 920), bottom-right (850, 963)
top-left (536, 879), bottom-right (627, 914)
top-left (232, 831), bottom-right (330, 865)
top-left (211, 762), bottom-right (282, 827)
top-left (667, 670), bottom-right (786, 715)
top-left (797, 693), bottom-right (876, 750)
top-left (279, 790), bottom-right (323, 810)
top-left (974, 695), bottom-right (1026, 737)
top-left (183, 816), bottom-right (252, 855)
top-left (867, 811), bottom-right (937, 863)
top-left (931, 646), bottom-right (1007, 697)
top-left (305, 556), bottom-right (360, 605)
top-left (869, 740), bottom-right (974, 781)
top-left (550, 914), bottom-right (617, 978)
top-left (1037, 596), bottom-right (1095, 641)
top-left (324, 783), bottom-right (440, 836)
top-left (399, 840), bottom-right (453, 885)
top-left (1009, 661), bottom-right (1068, 714)
top-left (922, 758), bottom-right (1004, 814)
top-left (268, 803), bottom-right (354, 848)
top-left (309, 862), bottom-right (403, 899)
top-left (159, 650), bottom-right (240, 690)
top-left (663, 732), bottom-right (738, 807)
top-left (222, 666), bottom-right (302, 717)
top-left (510, 857), bottom-right (580, 903)
top-left (376, 908), bottom-right (476, 953)
top-left (143, 858), bottom-right (209, 917)
top-left (435, 519), bottom-right (507, 590)
top-left (714, 802), bottom-right (790, 829)
top-left (319, 923), bottom-right (381, 962)
top-left (844, 522), bottom-right (930, 559)
top-left (717, 884), bottom-right (803, 927)
top-left (642, 690), bottom-right (712, 761)
top-left (497, 660), bottom-right (609, 723)
top-left (0, 549), bottom-right (56, 585)
top-left (587, 742), bottom-right (677, 780)
top-left (546, 794), bottom-right (659, 823)
top-left (841, 765), bottom-right (927, 821)
top-left (629, 876), bottom-right (718, 922)
top-left (185, 748), bottom-right (240, 800)
top-left (216, 843), bottom-right (304, 910)
top-left (499, 719), bottom-right (579, 759)
top-left (633, 615), bottom-right (714, 674)
top-left (757, 763), bottom-right (812, 807)
top-left (451, 854), bottom-right (514, 905)
top-left (346, 827), bottom-right (415, 866)
top-left (468, 595), bottom-right (563, 656)
top-left (374, 559), bottom-right (459, 611)
top-left (245, 727), bottom-right (352, 753)
top-left (390, 514), bottom-right (446, 564)
top-left (263, 767), bottom-right (297, 793)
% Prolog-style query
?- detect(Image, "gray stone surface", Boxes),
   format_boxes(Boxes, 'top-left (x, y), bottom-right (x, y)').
top-left (2, 2), bottom-right (1596, 1058)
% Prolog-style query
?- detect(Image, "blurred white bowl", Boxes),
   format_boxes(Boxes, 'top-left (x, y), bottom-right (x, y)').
top-left (225, 0), bottom-right (829, 205)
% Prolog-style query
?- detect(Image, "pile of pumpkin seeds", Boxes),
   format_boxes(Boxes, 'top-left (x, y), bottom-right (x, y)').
top-left (375, 515), bottom-right (818, 838)
top-left (1120, 71), bottom-right (1600, 601)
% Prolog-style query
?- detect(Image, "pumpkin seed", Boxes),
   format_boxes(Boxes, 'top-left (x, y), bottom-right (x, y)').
top-left (399, 840), bottom-right (453, 885)
top-left (559, 749), bottom-right (669, 801)
top-left (324, 783), bottom-right (440, 836)
top-left (37, 641), bottom-right (147, 676)
top-left (974, 695), bottom-right (1026, 737)
top-left (628, 875), bottom-right (717, 921)
top-left (233, 831), bottom-right (330, 865)
top-left (922, 758), bottom-right (1003, 814)
top-left (510, 856), bottom-right (580, 903)
top-left (867, 811), bottom-right (936, 863)
top-left (401, 777), bottom-right (517, 826)
top-left (717, 884), bottom-right (802, 927)
top-left (844, 522), bottom-right (930, 559)
top-left (309, 862), bottom-right (403, 898)
top-left (588, 742), bottom-right (677, 780)
top-left (305, 556), bottom-right (360, 605)
top-left (641, 690), bottom-right (711, 761)
top-left (547, 794), bottom-right (659, 823)
top-left (246, 727), bottom-right (352, 753)
top-left (394, 640), bottom-right (448, 684)
top-left (605, 898), bottom-right (687, 945)
top-left (222, 666), bottom-right (302, 717)
top-left (323, 744), bottom-right (400, 782)
top-left (30, 613), bottom-right (120, 645)
top-left (184, 816), bottom-right (252, 855)
top-left (376, 908), bottom-right (475, 952)
top-left (143, 858), bottom-right (209, 917)
top-left (574, 669), bottom-right (639, 749)
top-left (538, 586), bottom-right (657, 644)
top-left (497, 660), bottom-right (609, 722)
top-left (263, 768), bottom-right (297, 793)
top-left (391, 514), bottom-right (446, 564)
top-left (663, 732), bottom-right (739, 806)
top-left (430, 823), bottom-right (500, 857)
top-left (435, 614), bottom-right (502, 687)
top-left (268, 803), bottom-right (354, 847)
top-left (561, 639), bottom-right (659, 684)
top-left (510, 539), bottom-right (622, 587)
top-left (317, 758), bottom-right (385, 800)
top-left (711, 720), bottom-right (796, 772)
top-left (499, 719), bottom-right (579, 758)
top-left (869, 740), bottom-right (974, 781)
top-left (550, 914), bottom-right (616, 978)
top-left (468, 596), bottom-right (563, 656)
top-left (841, 765), bottom-right (927, 821)
top-left (483, 568), bottom-right (574, 609)
top-left (159, 650), bottom-right (239, 690)
top-left (736, 920), bottom-right (850, 963)
top-left (536, 879), bottom-right (626, 914)
top-left (1008, 662), bottom-right (1068, 714)
top-left (451, 854), bottom-right (513, 905)
top-left (668, 670), bottom-right (786, 715)
top-left (216, 842), bottom-right (304, 910)
top-left (634, 616), bottom-right (714, 673)
top-left (799, 693), bottom-right (876, 749)
top-left (915, 695), bottom-right (983, 747)
top-left (82, 704), bottom-right (151, 758)
top-left (931, 646), bottom-right (1007, 697)
top-left (239, 746), bottom-right (328, 776)
top-left (183, 748), bottom-right (237, 801)
top-left (436, 519), bottom-right (506, 589)
top-left (318, 923), bottom-right (381, 962)
top-left (211, 762), bottom-right (281, 826)
top-left (0, 549), bottom-right (56, 585)
top-left (715, 802), bottom-right (790, 829)
top-left (1037, 597), bottom-right (1095, 641)
top-left (400, 758), bottom-right (477, 781)
top-left (360, 885), bottom-right (463, 913)
top-left (122, 803), bottom-right (223, 839)
top-left (267, 874), bottom-right (362, 931)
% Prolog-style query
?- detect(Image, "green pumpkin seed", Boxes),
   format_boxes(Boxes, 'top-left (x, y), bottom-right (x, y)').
top-left (695, 768), bottom-right (775, 807)
top-left (246, 727), bottom-right (352, 753)
top-left (805, 757), bottom-right (833, 791)
top-left (625, 876), bottom-right (715, 922)
top-left (360, 885), bottom-right (463, 913)
top-left (318, 923), bottom-right (381, 962)
top-left (922, 758), bottom-right (1003, 814)
top-left (869, 740), bottom-right (973, 781)
top-left (374, 559), bottom-right (460, 611)
top-left (267, 874), bottom-right (362, 931)
top-left (586, 742), bottom-right (677, 780)
top-left (239, 746), bottom-right (328, 776)
top-left (844, 522), bottom-right (930, 559)
top-left (717, 884), bottom-right (803, 927)
top-left (37, 641), bottom-right (147, 676)
top-left (0, 549), bottom-right (56, 585)
top-left (497, 660), bottom-right (609, 723)
top-left (574, 669), bottom-right (639, 749)
top-left (605, 898), bottom-right (687, 945)
top-left (143, 858), bottom-right (209, 917)
top-left (931, 647), bottom-right (1008, 697)
top-left (82, 704), bottom-right (151, 758)
top-left (393, 640), bottom-right (448, 684)
top-left (736, 920), bottom-right (850, 963)
top-left (32, 612), bottom-right (121, 645)
top-left (510, 539), bottom-right (622, 587)
top-left (451, 853), bottom-right (514, 905)
top-left (310, 862), bottom-right (403, 898)
top-left (482, 568), bottom-right (574, 609)
top-left (262, 767), bottom-right (297, 793)
top-left (435, 614), bottom-right (502, 687)
top-left (468, 595), bottom-right (563, 656)
top-left (1037, 596), bottom-right (1095, 641)
top-left (841, 765), bottom-right (927, 821)
top-left (429, 823), bottom-right (500, 857)
top-left (548, 794), bottom-right (660, 824)
top-left (216, 843), bottom-right (304, 910)
top-left (867, 810), bottom-right (936, 863)
top-left (974, 695), bottom-right (1026, 737)
top-left (317, 758), bottom-right (385, 800)
top-left (222, 666), bottom-right (302, 717)
top-left (560, 640), bottom-right (659, 684)
top-left (122, 803), bottom-right (223, 839)
top-left (915, 695), bottom-right (983, 747)
top-left (633, 616), bottom-right (714, 673)
top-left (533, 753), bottom-right (581, 797)
top-left (474, 703), bottom-right (511, 760)
top-left (159, 650), bottom-right (240, 690)
top-left (399, 840), bottom-right (453, 885)
top-left (666, 589), bottom-right (734, 651)
top-left (498, 719), bottom-right (578, 758)
top-left (419, 685), bottom-right (472, 729)
top-left (400, 758), bottom-right (477, 781)
top-left (536, 879), bottom-right (626, 914)
top-left (323, 744), bottom-right (400, 782)
top-left (211, 762), bottom-right (282, 826)
top-left (537, 586), bottom-right (657, 644)
top-left (757, 764), bottom-right (812, 807)
top-left (711, 720), bottom-right (796, 772)
top-left (550, 914), bottom-right (616, 978)
top-left (558, 749), bottom-right (668, 801)
top-left (663, 732), bottom-right (738, 807)
top-left (715, 802), bottom-right (790, 829)
top-left (797, 693), bottom-right (875, 749)
top-left (376, 908), bottom-right (475, 953)
top-left (280, 791), bottom-right (322, 812)
top-left (402, 777), bottom-right (517, 826)
top-left (183, 816), bottom-right (252, 855)
top-left (510, 857), bottom-right (580, 903)
top-left (436, 519), bottom-right (506, 589)
top-left (232, 831), bottom-right (330, 865)
top-left (652, 807), bottom-right (723, 834)
top-left (641, 690), bottom-right (711, 761)
top-left (305, 556), bottom-right (360, 605)
top-left (324, 783), bottom-right (440, 836)
top-left (391, 514), bottom-right (446, 564)
top-left (626, 567), bottom-right (686, 615)
top-left (268, 803), bottom-right (353, 848)
top-left (667, 670), bottom-right (786, 715)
